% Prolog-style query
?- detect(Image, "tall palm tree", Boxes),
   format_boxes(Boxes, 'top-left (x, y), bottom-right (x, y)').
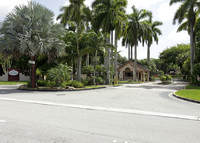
top-left (144, 16), bottom-right (162, 63)
top-left (57, 0), bottom-right (88, 82)
top-left (126, 6), bottom-right (151, 81)
top-left (0, 1), bottom-right (65, 88)
top-left (86, 31), bottom-right (107, 85)
top-left (113, 0), bottom-right (128, 76)
top-left (169, 0), bottom-right (200, 73)
top-left (92, 0), bottom-right (127, 84)
top-left (65, 24), bottom-right (91, 82)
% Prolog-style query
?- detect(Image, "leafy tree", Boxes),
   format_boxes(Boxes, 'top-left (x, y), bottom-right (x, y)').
top-left (169, 0), bottom-right (200, 73)
top-left (0, 1), bottom-right (65, 88)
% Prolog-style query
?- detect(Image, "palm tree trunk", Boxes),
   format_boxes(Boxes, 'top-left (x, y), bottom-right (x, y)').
top-left (131, 46), bottom-right (133, 60)
top-left (128, 44), bottom-right (130, 60)
top-left (114, 31), bottom-right (118, 76)
top-left (86, 54), bottom-right (89, 66)
top-left (30, 56), bottom-right (36, 88)
top-left (133, 45), bottom-right (137, 81)
top-left (110, 31), bottom-right (114, 65)
top-left (106, 35), bottom-right (110, 85)
top-left (77, 55), bottom-right (82, 82)
top-left (147, 42), bottom-right (150, 63)
top-left (190, 23), bottom-right (195, 73)
top-left (93, 50), bottom-right (98, 85)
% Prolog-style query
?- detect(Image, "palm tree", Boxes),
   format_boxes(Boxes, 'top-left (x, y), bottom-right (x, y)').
top-left (126, 6), bottom-right (151, 81)
top-left (169, 0), bottom-right (200, 73)
top-left (113, 0), bottom-right (128, 76)
top-left (0, 1), bottom-right (65, 88)
top-left (92, 0), bottom-right (127, 84)
top-left (144, 16), bottom-right (162, 63)
top-left (57, 0), bottom-right (86, 28)
top-left (57, 0), bottom-right (89, 82)
top-left (86, 31), bottom-right (106, 85)
top-left (65, 24), bottom-right (92, 82)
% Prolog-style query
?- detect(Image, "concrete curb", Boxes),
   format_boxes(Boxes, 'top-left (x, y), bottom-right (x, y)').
top-left (18, 86), bottom-right (106, 92)
top-left (173, 92), bottom-right (200, 104)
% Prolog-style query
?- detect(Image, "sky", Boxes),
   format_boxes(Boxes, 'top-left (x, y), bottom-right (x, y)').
top-left (0, 0), bottom-right (189, 59)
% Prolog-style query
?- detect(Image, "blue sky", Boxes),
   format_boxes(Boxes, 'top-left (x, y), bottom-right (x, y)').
top-left (0, 0), bottom-right (189, 59)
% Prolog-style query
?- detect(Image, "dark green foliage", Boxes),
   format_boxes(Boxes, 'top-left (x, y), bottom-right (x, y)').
top-left (160, 75), bottom-right (166, 82)
top-left (45, 81), bottom-right (57, 88)
top-left (37, 80), bottom-right (47, 87)
top-left (71, 81), bottom-right (84, 88)
top-left (47, 63), bottom-right (72, 86)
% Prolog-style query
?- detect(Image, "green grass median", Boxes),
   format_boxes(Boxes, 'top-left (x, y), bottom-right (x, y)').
top-left (0, 81), bottom-right (28, 85)
top-left (175, 89), bottom-right (200, 102)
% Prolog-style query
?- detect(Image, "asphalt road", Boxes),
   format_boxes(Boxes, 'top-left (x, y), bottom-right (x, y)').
top-left (0, 80), bottom-right (200, 143)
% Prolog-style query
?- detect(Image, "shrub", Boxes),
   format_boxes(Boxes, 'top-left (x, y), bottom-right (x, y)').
top-left (82, 79), bottom-right (89, 86)
top-left (127, 79), bottom-right (133, 83)
top-left (160, 75), bottom-right (166, 82)
top-left (166, 75), bottom-right (172, 81)
top-left (37, 80), bottom-right (47, 87)
top-left (150, 76), bottom-right (155, 81)
top-left (95, 77), bottom-right (103, 85)
top-left (45, 81), bottom-right (57, 88)
top-left (72, 81), bottom-right (84, 88)
top-left (47, 63), bottom-right (72, 86)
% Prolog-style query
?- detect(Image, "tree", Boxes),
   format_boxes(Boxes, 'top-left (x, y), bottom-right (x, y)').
top-left (0, 1), bottom-right (65, 88)
top-left (169, 0), bottom-right (200, 73)
top-left (144, 16), bottom-right (162, 63)
top-left (57, 0), bottom-right (90, 82)
top-left (92, 0), bottom-right (126, 84)
top-left (126, 6), bottom-right (151, 81)
top-left (113, 0), bottom-right (127, 76)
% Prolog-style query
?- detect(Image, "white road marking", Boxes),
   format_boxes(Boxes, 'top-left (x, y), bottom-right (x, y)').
top-left (0, 97), bottom-right (199, 121)
top-left (0, 120), bottom-right (6, 123)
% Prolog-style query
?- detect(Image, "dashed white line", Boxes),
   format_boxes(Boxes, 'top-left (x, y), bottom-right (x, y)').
top-left (0, 97), bottom-right (199, 121)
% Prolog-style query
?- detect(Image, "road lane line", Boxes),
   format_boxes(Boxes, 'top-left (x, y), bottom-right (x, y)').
top-left (0, 97), bottom-right (199, 121)
top-left (0, 120), bottom-right (6, 123)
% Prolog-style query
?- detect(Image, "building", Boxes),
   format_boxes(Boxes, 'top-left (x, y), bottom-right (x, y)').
top-left (117, 60), bottom-right (151, 81)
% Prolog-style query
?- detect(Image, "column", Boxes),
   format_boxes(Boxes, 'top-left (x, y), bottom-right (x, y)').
top-left (140, 72), bottom-right (142, 81)
top-left (147, 72), bottom-right (150, 82)
top-left (143, 71), bottom-right (145, 82)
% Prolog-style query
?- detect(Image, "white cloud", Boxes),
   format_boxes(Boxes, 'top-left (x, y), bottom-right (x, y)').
top-left (157, 2), bottom-right (180, 22)
top-left (0, 0), bottom-right (28, 21)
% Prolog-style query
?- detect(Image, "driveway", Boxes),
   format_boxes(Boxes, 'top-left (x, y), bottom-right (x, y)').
top-left (0, 80), bottom-right (200, 143)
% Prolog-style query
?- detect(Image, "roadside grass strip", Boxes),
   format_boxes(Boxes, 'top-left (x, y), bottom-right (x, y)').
top-left (0, 97), bottom-right (199, 121)
top-left (175, 89), bottom-right (200, 102)
top-left (0, 81), bottom-right (27, 85)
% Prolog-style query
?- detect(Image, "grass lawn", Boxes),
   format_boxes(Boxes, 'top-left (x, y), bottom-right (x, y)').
top-left (0, 81), bottom-right (28, 85)
top-left (84, 85), bottom-right (105, 89)
top-left (175, 89), bottom-right (200, 102)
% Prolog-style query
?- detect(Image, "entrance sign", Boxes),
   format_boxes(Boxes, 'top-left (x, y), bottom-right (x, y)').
top-left (8, 70), bottom-right (19, 76)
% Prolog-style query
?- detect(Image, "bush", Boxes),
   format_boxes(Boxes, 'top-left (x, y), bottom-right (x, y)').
top-left (37, 80), bottom-right (47, 87)
top-left (72, 81), bottom-right (84, 88)
top-left (47, 63), bottom-right (72, 86)
top-left (166, 75), bottom-right (172, 81)
top-left (95, 77), bottom-right (103, 85)
top-left (82, 79), bottom-right (89, 86)
top-left (127, 79), bottom-right (133, 83)
top-left (45, 81), bottom-right (57, 88)
top-left (150, 76), bottom-right (155, 81)
top-left (160, 75), bottom-right (166, 82)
